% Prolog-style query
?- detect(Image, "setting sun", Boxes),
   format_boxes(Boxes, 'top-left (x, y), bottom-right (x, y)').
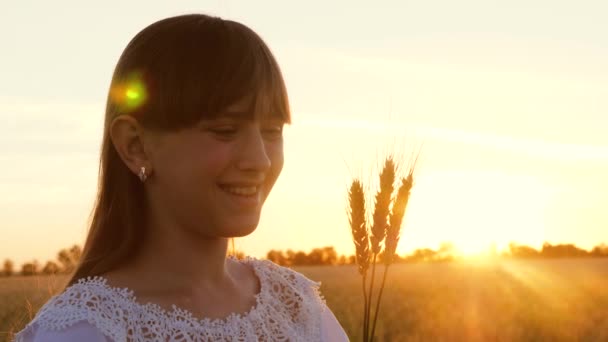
top-left (396, 169), bottom-right (553, 257)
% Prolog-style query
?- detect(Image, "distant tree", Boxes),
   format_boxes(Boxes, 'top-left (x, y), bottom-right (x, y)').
top-left (508, 243), bottom-right (540, 258)
top-left (378, 250), bottom-right (407, 264)
top-left (42, 261), bottom-right (61, 275)
top-left (404, 248), bottom-right (437, 262)
top-left (266, 249), bottom-right (277, 263)
top-left (58, 245), bottom-right (82, 273)
top-left (2, 259), bottom-right (14, 277)
top-left (338, 255), bottom-right (347, 265)
top-left (297, 247), bottom-right (339, 265)
top-left (267, 250), bottom-right (287, 266)
top-left (378, 251), bottom-right (389, 264)
top-left (58, 249), bottom-right (72, 272)
top-left (541, 242), bottom-right (588, 258)
top-left (321, 246), bottom-right (338, 265)
top-left (69, 245), bottom-right (83, 261)
top-left (293, 251), bottom-right (308, 266)
top-left (307, 248), bottom-right (323, 265)
top-left (284, 249), bottom-right (295, 266)
top-left (348, 255), bottom-right (356, 264)
top-left (591, 243), bottom-right (608, 257)
top-left (21, 261), bottom-right (39, 276)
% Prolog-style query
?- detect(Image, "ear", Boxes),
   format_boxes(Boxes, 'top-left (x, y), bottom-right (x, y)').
top-left (109, 115), bottom-right (154, 178)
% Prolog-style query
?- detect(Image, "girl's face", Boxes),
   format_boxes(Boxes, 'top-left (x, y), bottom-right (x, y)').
top-left (145, 97), bottom-right (285, 238)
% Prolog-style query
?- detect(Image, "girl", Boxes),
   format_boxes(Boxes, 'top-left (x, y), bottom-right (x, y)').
top-left (15, 14), bottom-right (348, 341)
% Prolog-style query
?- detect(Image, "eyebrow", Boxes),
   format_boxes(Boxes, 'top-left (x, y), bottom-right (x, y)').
top-left (200, 111), bottom-right (249, 122)
top-left (216, 110), bottom-right (284, 122)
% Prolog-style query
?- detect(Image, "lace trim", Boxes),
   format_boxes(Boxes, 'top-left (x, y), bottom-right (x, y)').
top-left (21, 256), bottom-right (326, 341)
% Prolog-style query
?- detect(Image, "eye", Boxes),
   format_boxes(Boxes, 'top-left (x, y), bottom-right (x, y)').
top-left (262, 125), bottom-right (283, 140)
top-left (210, 126), bottom-right (238, 137)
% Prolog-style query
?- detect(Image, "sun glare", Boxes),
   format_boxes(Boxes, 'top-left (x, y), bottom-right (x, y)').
top-left (397, 170), bottom-right (553, 258)
top-left (453, 240), bottom-right (496, 257)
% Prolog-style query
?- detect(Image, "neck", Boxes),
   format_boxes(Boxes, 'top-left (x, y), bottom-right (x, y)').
top-left (117, 217), bottom-right (238, 295)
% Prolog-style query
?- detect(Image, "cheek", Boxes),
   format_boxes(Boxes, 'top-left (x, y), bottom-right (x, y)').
top-left (268, 144), bottom-right (284, 172)
top-left (192, 147), bottom-right (231, 172)
top-left (157, 141), bottom-right (231, 186)
top-left (184, 153), bottom-right (233, 192)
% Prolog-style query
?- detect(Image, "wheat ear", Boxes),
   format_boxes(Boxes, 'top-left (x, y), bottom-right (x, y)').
top-left (385, 172), bottom-right (413, 265)
top-left (349, 180), bottom-right (370, 275)
top-left (348, 179), bottom-right (370, 340)
top-left (370, 172), bottom-right (414, 341)
top-left (370, 157), bottom-right (395, 254)
top-left (367, 157), bottom-right (395, 341)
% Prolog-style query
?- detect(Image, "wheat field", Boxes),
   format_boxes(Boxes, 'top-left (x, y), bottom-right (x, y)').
top-left (1, 258), bottom-right (607, 342)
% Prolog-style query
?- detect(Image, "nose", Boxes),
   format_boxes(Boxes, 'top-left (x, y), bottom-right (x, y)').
top-left (236, 126), bottom-right (271, 173)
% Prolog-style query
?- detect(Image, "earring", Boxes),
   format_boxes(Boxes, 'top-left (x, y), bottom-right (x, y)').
top-left (138, 166), bottom-right (147, 183)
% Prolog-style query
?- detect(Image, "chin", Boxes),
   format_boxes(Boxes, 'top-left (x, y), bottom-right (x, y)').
top-left (231, 229), bottom-right (257, 238)
top-left (220, 226), bottom-right (256, 238)
top-left (224, 219), bottom-right (260, 237)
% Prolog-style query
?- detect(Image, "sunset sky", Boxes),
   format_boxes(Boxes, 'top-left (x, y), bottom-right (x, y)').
top-left (1, 0), bottom-right (607, 266)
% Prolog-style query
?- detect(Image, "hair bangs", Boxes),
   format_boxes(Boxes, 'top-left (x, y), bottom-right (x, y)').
top-left (180, 19), bottom-right (291, 125)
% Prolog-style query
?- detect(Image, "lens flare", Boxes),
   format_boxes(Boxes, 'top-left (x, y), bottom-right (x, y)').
top-left (126, 89), bottom-right (140, 100)
top-left (110, 71), bottom-right (148, 113)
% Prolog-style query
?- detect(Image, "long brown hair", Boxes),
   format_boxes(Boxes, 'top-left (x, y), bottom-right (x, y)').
top-left (67, 14), bottom-right (291, 287)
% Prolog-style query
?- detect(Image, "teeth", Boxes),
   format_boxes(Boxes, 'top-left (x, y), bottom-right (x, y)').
top-left (222, 186), bottom-right (257, 196)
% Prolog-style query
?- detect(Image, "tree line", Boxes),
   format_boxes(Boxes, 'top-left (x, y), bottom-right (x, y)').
top-left (1, 245), bottom-right (82, 277)
top-left (505, 242), bottom-right (608, 259)
top-left (1, 242), bottom-right (607, 276)
top-left (266, 242), bottom-right (608, 266)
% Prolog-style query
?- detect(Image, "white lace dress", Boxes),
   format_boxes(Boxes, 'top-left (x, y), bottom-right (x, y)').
top-left (14, 257), bottom-right (349, 341)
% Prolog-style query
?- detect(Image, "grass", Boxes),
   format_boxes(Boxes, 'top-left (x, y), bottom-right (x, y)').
top-left (1, 259), bottom-right (608, 342)
top-left (0, 274), bottom-right (67, 341)
top-left (299, 258), bottom-right (608, 342)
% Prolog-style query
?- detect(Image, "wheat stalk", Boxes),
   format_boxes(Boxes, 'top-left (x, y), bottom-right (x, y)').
top-left (370, 172), bottom-right (414, 340)
top-left (348, 151), bottom-right (419, 342)
top-left (348, 179), bottom-right (370, 340)
top-left (365, 157), bottom-right (395, 341)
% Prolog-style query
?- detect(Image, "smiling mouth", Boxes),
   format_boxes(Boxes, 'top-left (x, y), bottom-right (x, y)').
top-left (219, 184), bottom-right (260, 197)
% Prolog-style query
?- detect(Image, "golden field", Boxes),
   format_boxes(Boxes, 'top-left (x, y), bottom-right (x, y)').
top-left (1, 258), bottom-right (608, 341)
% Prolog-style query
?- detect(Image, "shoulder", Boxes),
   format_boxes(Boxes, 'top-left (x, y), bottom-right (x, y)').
top-left (254, 258), bottom-right (324, 297)
top-left (252, 258), bottom-right (350, 340)
top-left (14, 320), bottom-right (110, 342)
top-left (253, 258), bottom-right (318, 285)
top-left (251, 258), bottom-right (328, 315)
top-left (13, 277), bottom-right (131, 342)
